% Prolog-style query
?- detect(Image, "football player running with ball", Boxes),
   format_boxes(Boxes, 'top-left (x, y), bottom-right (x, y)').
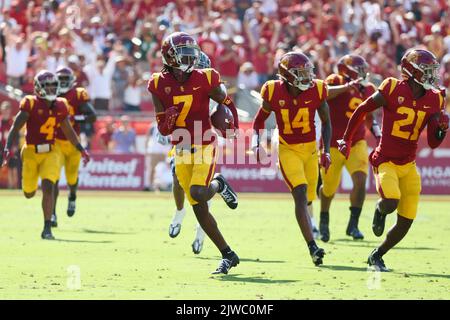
top-left (251, 52), bottom-right (332, 266)
top-left (319, 54), bottom-right (382, 242)
top-left (52, 66), bottom-right (97, 227)
top-left (338, 49), bottom-right (449, 271)
top-left (1, 70), bottom-right (90, 240)
top-left (166, 51), bottom-right (217, 254)
top-left (148, 32), bottom-right (240, 274)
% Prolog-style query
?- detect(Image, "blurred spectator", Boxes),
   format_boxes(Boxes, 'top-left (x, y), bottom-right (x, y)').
top-left (145, 122), bottom-right (171, 191)
top-left (111, 115), bottom-right (136, 154)
top-left (3, 24), bottom-right (30, 88)
top-left (0, 101), bottom-right (19, 189)
top-left (124, 72), bottom-right (144, 112)
top-left (237, 62), bottom-right (259, 91)
top-left (111, 55), bottom-right (130, 110)
top-left (97, 116), bottom-right (116, 151)
top-left (84, 51), bottom-right (119, 111)
top-left (216, 34), bottom-right (245, 91)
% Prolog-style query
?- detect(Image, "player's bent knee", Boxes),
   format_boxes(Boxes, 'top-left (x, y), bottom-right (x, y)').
top-left (379, 198), bottom-right (399, 214)
top-left (24, 191), bottom-right (36, 199)
top-left (292, 185), bottom-right (308, 203)
top-left (190, 186), bottom-right (208, 202)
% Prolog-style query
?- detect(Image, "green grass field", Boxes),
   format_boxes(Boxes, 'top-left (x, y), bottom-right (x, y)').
top-left (0, 190), bottom-right (449, 300)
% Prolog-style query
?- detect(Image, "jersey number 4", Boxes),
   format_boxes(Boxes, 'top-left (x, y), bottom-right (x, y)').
top-left (40, 117), bottom-right (56, 140)
top-left (391, 106), bottom-right (426, 141)
top-left (281, 108), bottom-right (311, 134)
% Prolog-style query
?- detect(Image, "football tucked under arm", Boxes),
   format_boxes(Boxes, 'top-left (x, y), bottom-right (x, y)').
top-left (222, 96), bottom-right (239, 129)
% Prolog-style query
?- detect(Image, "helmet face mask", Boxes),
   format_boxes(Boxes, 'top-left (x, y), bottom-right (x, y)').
top-left (34, 71), bottom-right (59, 102)
top-left (401, 49), bottom-right (440, 90)
top-left (55, 66), bottom-right (76, 94)
top-left (195, 52), bottom-right (211, 69)
top-left (278, 52), bottom-right (315, 91)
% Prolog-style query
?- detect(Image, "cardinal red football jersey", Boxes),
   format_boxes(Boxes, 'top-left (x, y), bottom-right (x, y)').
top-left (260, 79), bottom-right (328, 145)
top-left (19, 95), bottom-right (69, 145)
top-left (55, 87), bottom-right (90, 139)
top-left (148, 68), bottom-right (221, 145)
top-left (371, 77), bottom-right (444, 166)
top-left (326, 74), bottom-right (376, 147)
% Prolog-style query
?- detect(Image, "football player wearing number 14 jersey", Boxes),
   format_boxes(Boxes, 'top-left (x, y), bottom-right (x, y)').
top-left (1, 70), bottom-right (90, 240)
top-left (338, 49), bottom-right (449, 271)
top-left (251, 52), bottom-right (333, 266)
top-left (148, 32), bottom-right (240, 274)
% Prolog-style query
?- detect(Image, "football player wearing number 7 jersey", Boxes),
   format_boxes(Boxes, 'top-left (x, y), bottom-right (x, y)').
top-left (148, 32), bottom-right (240, 274)
top-left (251, 52), bottom-right (333, 266)
top-left (1, 70), bottom-right (90, 240)
top-left (338, 49), bottom-right (449, 271)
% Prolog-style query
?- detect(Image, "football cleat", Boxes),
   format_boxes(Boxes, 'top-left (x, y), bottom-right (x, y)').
top-left (192, 239), bottom-right (204, 254)
top-left (213, 173), bottom-right (238, 209)
top-left (51, 213), bottom-right (58, 227)
top-left (310, 247), bottom-right (325, 266)
top-left (169, 223), bottom-right (182, 238)
top-left (372, 208), bottom-right (387, 237)
top-left (319, 221), bottom-right (330, 243)
top-left (347, 227), bottom-right (364, 240)
top-left (367, 249), bottom-right (389, 272)
top-left (212, 252), bottom-right (240, 275)
top-left (168, 209), bottom-right (186, 238)
top-left (41, 229), bottom-right (55, 240)
top-left (192, 224), bottom-right (206, 254)
top-left (67, 198), bottom-right (76, 217)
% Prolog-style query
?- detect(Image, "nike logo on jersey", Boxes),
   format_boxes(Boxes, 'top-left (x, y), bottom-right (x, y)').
top-left (193, 87), bottom-right (201, 91)
top-left (423, 105), bottom-right (431, 109)
top-left (305, 100), bottom-right (312, 104)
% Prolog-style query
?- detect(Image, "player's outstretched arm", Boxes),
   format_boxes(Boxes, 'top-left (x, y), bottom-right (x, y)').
top-left (77, 102), bottom-right (97, 124)
top-left (318, 101), bottom-right (332, 172)
top-left (60, 117), bottom-right (90, 166)
top-left (327, 78), bottom-right (362, 100)
top-left (339, 91), bottom-right (385, 157)
top-left (1, 110), bottom-right (29, 167)
top-left (427, 111), bottom-right (449, 149)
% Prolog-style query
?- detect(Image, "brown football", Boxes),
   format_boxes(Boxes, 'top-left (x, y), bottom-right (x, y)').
top-left (210, 104), bottom-right (234, 135)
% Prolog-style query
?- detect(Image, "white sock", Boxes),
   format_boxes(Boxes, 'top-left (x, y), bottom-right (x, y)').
top-left (194, 223), bottom-right (206, 242)
top-left (171, 208), bottom-right (186, 225)
top-left (207, 199), bottom-right (212, 209)
top-left (307, 203), bottom-right (317, 229)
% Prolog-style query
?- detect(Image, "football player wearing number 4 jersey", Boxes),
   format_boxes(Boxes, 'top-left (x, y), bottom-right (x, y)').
top-left (319, 54), bottom-right (382, 243)
top-left (148, 32), bottom-right (240, 274)
top-left (339, 49), bottom-right (449, 271)
top-left (1, 70), bottom-right (90, 240)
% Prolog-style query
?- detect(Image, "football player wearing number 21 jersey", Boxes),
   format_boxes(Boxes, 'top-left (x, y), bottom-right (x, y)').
top-left (1, 71), bottom-right (90, 240)
top-left (339, 49), bottom-right (449, 271)
top-left (148, 32), bottom-right (240, 275)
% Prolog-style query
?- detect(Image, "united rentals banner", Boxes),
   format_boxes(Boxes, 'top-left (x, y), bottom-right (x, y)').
top-left (60, 153), bottom-right (146, 190)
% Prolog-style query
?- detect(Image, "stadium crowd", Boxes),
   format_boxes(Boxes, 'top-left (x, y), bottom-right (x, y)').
top-left (2, 0), bottom-right (450, 111)
top-left (1, 0), bottom-right (450, 189)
